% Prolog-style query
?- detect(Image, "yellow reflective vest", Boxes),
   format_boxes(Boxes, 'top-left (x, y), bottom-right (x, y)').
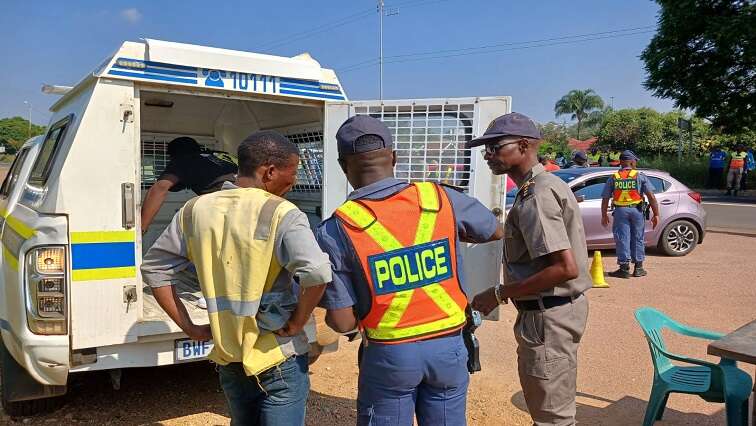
top-left (180, 187), bottom-right (300, 376)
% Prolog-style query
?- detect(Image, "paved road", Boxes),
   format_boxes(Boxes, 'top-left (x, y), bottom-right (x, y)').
top-left (703, 201), bottom-right (756, 231)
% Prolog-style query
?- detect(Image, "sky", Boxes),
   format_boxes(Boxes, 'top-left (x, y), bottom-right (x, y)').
top-left (0, 0), bottom-right (676, 127)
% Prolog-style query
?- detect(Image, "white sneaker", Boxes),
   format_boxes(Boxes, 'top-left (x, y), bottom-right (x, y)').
top-left (197, 296), bottom-right (207, 310)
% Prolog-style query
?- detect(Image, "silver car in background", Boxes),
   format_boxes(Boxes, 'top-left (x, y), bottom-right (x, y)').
top-left (507, 167), bottom-right (706, 256)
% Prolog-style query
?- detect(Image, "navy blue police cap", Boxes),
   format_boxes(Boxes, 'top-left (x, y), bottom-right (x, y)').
top-left (336, 115), bottom-right (394, 158)
top-left (573, 150), bottom-right (588, 161)
top-left (620, 150), bottom-right (639, 161)
top-left (466, 112), bottom-right (542, 148)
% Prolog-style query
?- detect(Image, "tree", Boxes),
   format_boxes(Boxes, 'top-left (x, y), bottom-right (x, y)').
top-left (554, 89), bottom-right (605, 140)
top-left (0, 116), bottom-right (46, 153)
top-left (538, 122), bottom-right (570, 155)
top-left (641, 0), bottom-right (756, 133)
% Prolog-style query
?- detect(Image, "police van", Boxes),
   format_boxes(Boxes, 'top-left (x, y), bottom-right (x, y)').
top-left (0, 39), bottom-right (508, 415)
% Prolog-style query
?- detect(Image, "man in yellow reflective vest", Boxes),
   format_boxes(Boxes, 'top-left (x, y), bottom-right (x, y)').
top-left (142, 131), bottom-right (331, 425)
top-left (316, 116), bottom-right (504, 425)
top-left (726, 145), bottom-right (748, 196)
top-left (600, 150), bottom-right (660, 278)
top-left (587, 148), bottom-right (601, 167)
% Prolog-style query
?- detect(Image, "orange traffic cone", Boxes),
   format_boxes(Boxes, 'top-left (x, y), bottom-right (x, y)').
top-left (591, 251), bottom-right (609, 288)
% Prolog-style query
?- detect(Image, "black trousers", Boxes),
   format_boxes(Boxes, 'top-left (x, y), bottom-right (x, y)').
top-left (707, 167), bottom-right (724, 189)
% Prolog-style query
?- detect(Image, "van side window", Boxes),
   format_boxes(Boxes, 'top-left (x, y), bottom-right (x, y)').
top-left (0, 148), bottom-right (30, 198)
top-left (28, 115), bottom-right (73, 187)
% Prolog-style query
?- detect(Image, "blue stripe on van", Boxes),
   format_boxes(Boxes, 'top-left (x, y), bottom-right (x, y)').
top-left (107, 70), bottom-right (198, 85)
top-left (111, 64), bottom-right (198, 78)
top-left (279, 88), bottom-right (345, 100)
top-left (116, 57), bottom-right (197, 72)
top-left (71, 242), bottom-right (136, 270)
top-left (279, 77), bottom-right (321, 88)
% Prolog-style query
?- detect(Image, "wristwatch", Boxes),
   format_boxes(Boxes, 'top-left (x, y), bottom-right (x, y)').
top-left (494, 284), bottom-right (508, 305)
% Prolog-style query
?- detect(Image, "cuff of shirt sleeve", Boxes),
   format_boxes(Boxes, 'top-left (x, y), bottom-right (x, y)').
top-left (531, 239), bottom-right (572, 258)
top-left (297, 262), bottom-right (333, 287)
top-left (143, 272), bottom-right (175, 288)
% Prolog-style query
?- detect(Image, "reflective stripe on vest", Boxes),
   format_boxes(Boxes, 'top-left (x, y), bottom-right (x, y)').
top-left (336, 182), bottom-right (467, 343)
top-left (612, 169), bottom-right (643, 206)
top-left (730, 152), bottom-right (747, 169)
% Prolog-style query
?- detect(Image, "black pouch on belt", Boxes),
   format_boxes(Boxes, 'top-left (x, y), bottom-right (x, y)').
top-left (463, 306), bottom-right (482, 374)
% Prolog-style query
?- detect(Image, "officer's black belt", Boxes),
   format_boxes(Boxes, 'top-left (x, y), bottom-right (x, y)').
top-left (513, 293), bottom-right (583, 311)
top-left (613, 205), bottom-right (641, 208)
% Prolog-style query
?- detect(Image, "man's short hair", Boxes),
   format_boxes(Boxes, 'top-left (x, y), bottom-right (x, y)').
top-left (237, 131), bottom-right (299, 176)
top-left (167, 137), bottom-right (201, 157)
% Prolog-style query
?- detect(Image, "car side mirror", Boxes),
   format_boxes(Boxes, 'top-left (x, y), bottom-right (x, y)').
top-left (575, 194), bottom-right (586, 203)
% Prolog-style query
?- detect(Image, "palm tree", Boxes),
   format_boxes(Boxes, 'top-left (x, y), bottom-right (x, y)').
top-left (554, 89), bottom-right (605, 140)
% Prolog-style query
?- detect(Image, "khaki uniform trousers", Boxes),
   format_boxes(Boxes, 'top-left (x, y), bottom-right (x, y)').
top-left (727, 167), bottom-right (744, 189)
top-left (514, 295), bottom-right (589, 426)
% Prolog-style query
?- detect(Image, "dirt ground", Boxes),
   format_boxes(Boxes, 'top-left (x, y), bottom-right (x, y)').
top-left (2, 232), bottom-right (755, 425)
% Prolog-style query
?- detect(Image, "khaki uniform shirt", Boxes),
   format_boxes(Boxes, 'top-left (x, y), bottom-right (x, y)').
top-left (503, 163), bottom-right (592, 300)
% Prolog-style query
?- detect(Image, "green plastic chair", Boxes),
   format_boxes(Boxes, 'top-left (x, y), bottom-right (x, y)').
top-left (634, 307), bottom-right (753, 426)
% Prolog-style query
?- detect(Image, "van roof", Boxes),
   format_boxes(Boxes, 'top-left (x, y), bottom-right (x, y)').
top-left (51, 39), bottom-right (346, 111)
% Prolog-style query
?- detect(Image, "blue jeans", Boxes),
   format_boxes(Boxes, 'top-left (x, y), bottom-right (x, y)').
top-left (218, 355), bottom-right (309, 426)
top-left (612, 206), bottom-right (646, 264)
top-left (358, 333), bottom-right (469, 426)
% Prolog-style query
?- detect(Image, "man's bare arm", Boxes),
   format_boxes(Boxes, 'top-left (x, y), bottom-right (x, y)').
top-left (276, 284), bottom-right (327, 337)
top-left (325, 307), bottom-right (358, 333)
top-left (141, 176), bottom-right (178, 231)
top-left (152, 285), bottom-right (211, 341)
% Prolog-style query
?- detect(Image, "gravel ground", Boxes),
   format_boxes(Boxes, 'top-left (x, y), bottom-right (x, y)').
top-left (2, 232), bottom-right (755, 425)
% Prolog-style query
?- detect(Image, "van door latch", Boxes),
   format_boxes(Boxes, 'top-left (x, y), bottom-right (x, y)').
top-left (120, 104), bottom-right (134, 123)
top-left (123, 285), bottom-right (137, 313)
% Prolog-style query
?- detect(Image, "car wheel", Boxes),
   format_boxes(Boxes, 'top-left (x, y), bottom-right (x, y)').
top-left (659, 220), bottom-right (699, 256)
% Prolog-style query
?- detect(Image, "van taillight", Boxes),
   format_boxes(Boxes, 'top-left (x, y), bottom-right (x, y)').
top-left (26, 246), bottom-right (67, 335)
top-left (688, 192), bottom-right (702, 203)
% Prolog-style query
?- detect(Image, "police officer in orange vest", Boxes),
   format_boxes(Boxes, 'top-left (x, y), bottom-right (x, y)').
top-left (316, 116), bottom-right (504, 425)
top-left (600, 150), bottom-right (660, 278)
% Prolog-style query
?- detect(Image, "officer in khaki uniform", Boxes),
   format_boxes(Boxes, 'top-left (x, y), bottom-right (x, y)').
top-left (471, 113), bottom-right (591, 426)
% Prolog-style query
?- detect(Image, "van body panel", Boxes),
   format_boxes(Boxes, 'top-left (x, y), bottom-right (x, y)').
top-left (50, 79), bottom-right (141, 349)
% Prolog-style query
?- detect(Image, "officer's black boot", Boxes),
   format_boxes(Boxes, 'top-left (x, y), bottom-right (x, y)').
top-left (726, 188), bottom-right (732, 196)
top-left (633, 262), bottom-right (648, 277)
top-left (609, 263), bottom-right (631, 279)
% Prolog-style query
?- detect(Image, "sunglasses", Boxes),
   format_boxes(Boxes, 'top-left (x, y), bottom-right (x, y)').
top-left (482, 138), bottom-right (524, 156)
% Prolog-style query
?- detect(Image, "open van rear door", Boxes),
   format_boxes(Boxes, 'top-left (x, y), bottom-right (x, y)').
top-left (323, 97), bottom-right (511, 319)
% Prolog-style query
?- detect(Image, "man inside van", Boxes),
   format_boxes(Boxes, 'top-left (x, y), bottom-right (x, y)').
top-left (141, 136), bottom-right (238, 231)
top-left (141, 131), bottom-right (331, 425)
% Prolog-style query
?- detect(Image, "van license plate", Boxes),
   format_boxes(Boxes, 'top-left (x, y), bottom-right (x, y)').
top-left (174, 339), bottom-right (214, 361)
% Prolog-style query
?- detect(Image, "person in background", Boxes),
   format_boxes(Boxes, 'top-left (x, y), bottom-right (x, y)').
top-left (141, 137), bottom-right (238, 232)
top-left (740, 146), bottom-right (755, 193)
top-left (539, 154), bottom-right (561, 171)
top-left (555, 152), bottom-right (568, 168)
top-left (570, 151), bottom-right (589, 168)
top-left (726, 144), bottom-right (748, 196)
top-left (141, 132), bottom-right (331, 425)
top-left (587, 147), bottom-right (601, 167)
top-left (543, 146), bottom-right (556, 162)
top-left (608, 149), bottom-right (621, 167)
top-left (599, 147), bottom-right (609, 166)
top-left (601, 150), bottom-right (660, 278)
top-left (707, 145), bottom-right (727, 189)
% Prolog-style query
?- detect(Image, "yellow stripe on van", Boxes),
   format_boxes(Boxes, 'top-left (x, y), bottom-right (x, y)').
top-left (2, 245), bottom-right (19, 271)
top-left (71, 231), bottom-right (135, 244)
top-left (5, 215), bottom-right (35, 240)
top-left (72, 266), bottom-right (136, 282)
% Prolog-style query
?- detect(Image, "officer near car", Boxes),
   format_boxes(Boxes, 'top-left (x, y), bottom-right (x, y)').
top-left (569, 150), bottom-right (589, 168)
top-left (316, 115), bottom-right (504, 425)
top-left (141, 136), bottom-right (238, 231)
top-left (470, 112), bottom-right (592, 426)
top-left (600, 150), bottom-right (660, 278)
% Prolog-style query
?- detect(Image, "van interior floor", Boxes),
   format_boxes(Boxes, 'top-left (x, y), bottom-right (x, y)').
top-left (140, 274), bottom-right (209, 336)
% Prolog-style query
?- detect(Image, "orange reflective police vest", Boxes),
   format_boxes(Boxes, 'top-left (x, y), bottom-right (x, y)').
top-left (612, 169), bottom-right (643, 206)
top-left (335, 182), bottom-right (468, 344)
top-left (730, 151), bottom-right (747, 169)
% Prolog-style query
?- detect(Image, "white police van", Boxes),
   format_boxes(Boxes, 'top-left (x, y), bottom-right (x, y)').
top-left (0, 39), bottom-right (508, 415)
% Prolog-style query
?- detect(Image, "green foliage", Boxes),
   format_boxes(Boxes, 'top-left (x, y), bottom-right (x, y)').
top-left (554, 89), bottom-right (605, 139)
top-left (596, 108), bottom-right (720, 155)
top-left (0, 116), bottom-right (46, 154)
top-left (642, 155), bottom-right (709, 188)
top-left (641, 0), bottom-right (755, 133)
top-left (538, 122), bottom-right (571, 155)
